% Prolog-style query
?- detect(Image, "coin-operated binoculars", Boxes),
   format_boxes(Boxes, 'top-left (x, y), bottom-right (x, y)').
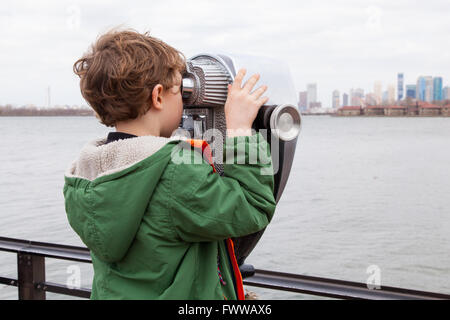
top-left (180, 53), bottom-right (302, 277)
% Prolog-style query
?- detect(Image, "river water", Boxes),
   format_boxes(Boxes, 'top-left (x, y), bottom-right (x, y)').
top-left (0, 116), bottom-right (449, 299)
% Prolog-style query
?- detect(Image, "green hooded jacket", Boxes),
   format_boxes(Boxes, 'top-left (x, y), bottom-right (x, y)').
top-left (63, 132), bottom-right (276, 300)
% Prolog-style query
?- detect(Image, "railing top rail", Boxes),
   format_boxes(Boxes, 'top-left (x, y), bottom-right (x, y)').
top-left (0, 236), bottom-right (91, 263)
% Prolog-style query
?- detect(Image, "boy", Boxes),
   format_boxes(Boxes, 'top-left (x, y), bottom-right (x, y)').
top-left (63, 29), bottom-right (276, 300)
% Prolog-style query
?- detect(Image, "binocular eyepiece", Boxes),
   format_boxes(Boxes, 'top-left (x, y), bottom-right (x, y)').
top-left (179, 53), bottom-right (302, 269)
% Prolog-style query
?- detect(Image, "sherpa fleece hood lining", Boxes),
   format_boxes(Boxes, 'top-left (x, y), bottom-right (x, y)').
top-left (65, 134), bottom-right (185, 181)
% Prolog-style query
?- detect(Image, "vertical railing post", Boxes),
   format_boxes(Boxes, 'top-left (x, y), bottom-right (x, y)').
top-left (17, 252), bottom-right (46, 300)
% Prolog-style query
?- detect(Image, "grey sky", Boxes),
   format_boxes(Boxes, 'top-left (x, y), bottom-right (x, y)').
top-left (0, 0), bottom-right (449, 108)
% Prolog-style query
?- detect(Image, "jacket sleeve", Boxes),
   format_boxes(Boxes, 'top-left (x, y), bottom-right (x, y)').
top-left (167, 132), bottom-right (276, 242)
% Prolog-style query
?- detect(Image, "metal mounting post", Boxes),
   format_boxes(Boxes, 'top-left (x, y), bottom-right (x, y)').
top-left (17, 253), bottom-right (46, 300)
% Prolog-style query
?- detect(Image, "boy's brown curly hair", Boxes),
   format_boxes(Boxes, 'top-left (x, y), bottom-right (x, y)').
top-left (73, 29), bottom-right (185, 127)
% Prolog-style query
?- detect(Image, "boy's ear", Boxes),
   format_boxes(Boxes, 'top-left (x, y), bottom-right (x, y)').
top-left (151, 84), bottom-right (164, 110)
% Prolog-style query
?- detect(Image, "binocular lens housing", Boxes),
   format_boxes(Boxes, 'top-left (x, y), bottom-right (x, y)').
top-left (181, 78), bottom-right (195, 100)
top-left (270, 104), bottom-right (302, 141)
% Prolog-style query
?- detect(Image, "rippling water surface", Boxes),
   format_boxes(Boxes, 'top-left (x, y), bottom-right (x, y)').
top-left (1, 116), bottom-right (449, 299)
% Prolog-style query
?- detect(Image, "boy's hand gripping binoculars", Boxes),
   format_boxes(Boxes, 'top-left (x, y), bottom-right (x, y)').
top-left (179, 53), bottom-right (302, 274)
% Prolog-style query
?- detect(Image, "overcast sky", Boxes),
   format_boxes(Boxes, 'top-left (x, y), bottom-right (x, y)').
top-left (0, 0), bottom-right (449, 108)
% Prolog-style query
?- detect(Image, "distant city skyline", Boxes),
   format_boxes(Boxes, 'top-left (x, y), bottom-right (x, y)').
top-left (5, 71), bottom-right (449, 111)
top-left (298, 72), bottom-right (448, 111)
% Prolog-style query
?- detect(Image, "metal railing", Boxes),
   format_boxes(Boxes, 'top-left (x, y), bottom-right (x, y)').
top-left (1, 236), bottom-right (449, 300)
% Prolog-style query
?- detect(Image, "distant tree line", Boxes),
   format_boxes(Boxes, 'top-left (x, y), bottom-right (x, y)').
top-left (0, 105), bottom-right (94, 117)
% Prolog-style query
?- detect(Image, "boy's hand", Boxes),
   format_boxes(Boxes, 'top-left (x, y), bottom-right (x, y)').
top-left (225, 69), bottom-right (269, 138)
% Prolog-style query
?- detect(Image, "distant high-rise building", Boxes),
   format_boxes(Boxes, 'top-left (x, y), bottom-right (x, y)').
top-left (416, 76), bottom-right (427, 101)
top-left (298, 91), bottom-right (308, 110)
top-left (309, 102), bottom-right (322, 109)
top-left (397, 73), bottom-right (404, 101)
top-left (332, 90), bottom-right (340, 109)
top-left (406, 85), bottom-right (416, 99)
top-left (374, 81), bottom-right (382, 105)
top-left (382, 91), bottom-right (388, 103)
top-left (387, 84), bottom-right (396, 104)
top-left (365, 93), bottom-right (377, 106)
top-left (433, 77), bottom-right (443, 101)
top-left (425, 76), bottom-right (433, 102)
top-left (350, 88), bottom-right (364, 106)
top-left (307, 83), bottom-right (317, 108)
top-left (343, 93), bottom-right (349, 106)
top-left (443, 87), bottom-right (450, 101)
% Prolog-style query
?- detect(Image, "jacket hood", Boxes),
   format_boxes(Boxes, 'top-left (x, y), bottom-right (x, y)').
top-left (65, 135), bottom-right (181, 181)
top-left (63, 134), bottom-right (184, 263)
